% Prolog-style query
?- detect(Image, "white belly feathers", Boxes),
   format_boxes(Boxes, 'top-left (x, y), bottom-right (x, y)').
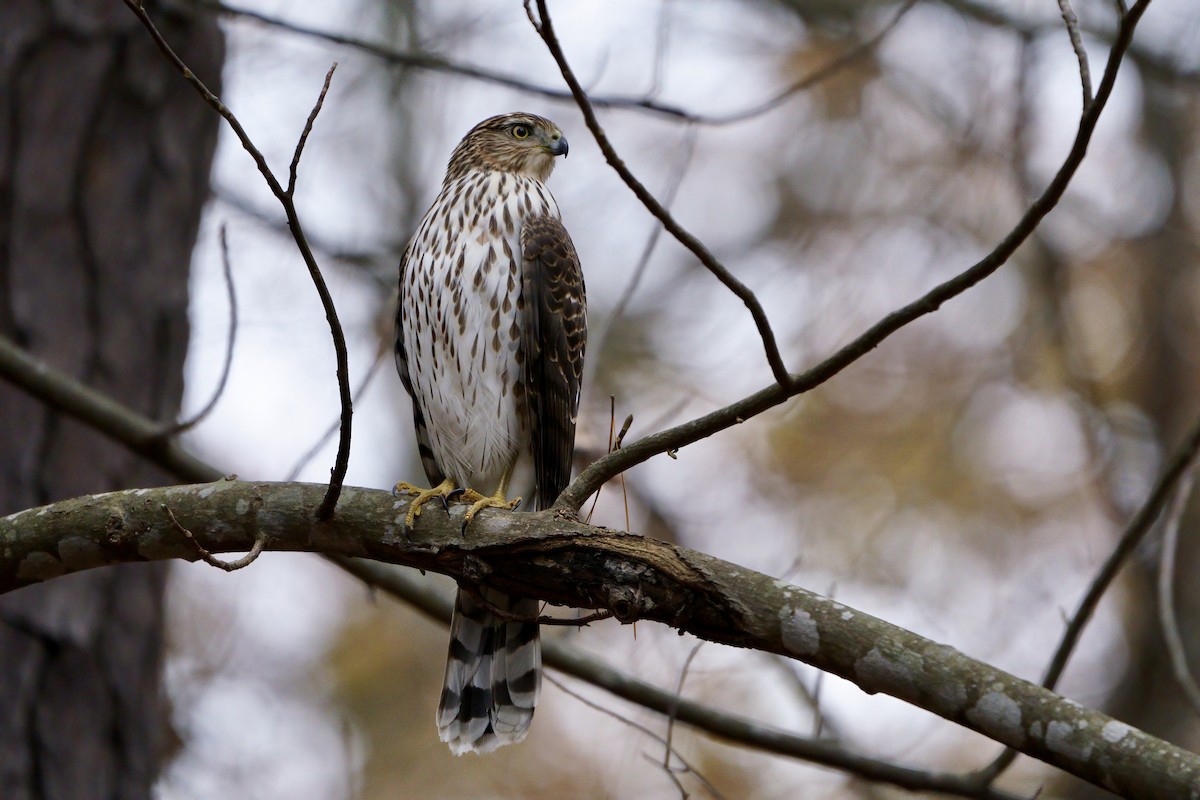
top-left (401, 171), bottom-right (558, 494)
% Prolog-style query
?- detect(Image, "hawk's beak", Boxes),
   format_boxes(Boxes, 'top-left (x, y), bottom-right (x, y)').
top-left (547, 133), bottom-right (568, 158)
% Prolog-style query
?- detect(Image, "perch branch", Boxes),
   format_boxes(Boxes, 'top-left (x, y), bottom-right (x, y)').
top-left (0, 481), bottom-right (1196, 799)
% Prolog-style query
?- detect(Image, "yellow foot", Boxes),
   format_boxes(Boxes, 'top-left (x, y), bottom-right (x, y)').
top-left (393, 478), bottom-right (458, 530)
top-left (460, 488), bottom-right (522, 530)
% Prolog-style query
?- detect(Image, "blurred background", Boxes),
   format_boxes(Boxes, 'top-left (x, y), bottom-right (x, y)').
top-left (4, 0), bottom-right (1198, 798)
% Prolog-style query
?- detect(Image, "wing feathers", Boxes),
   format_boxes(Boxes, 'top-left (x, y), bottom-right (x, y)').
top-left (519, 215), bottom-right (586, 510)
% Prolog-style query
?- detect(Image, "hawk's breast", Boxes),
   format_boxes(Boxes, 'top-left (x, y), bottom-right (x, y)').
top-left (400, 170), bottom-right (559, 494)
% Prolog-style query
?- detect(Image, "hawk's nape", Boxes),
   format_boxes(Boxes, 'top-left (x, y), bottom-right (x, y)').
top-left (392, 112), bottom-right (586, 754)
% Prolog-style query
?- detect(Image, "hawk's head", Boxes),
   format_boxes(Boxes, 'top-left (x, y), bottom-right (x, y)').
top-left (446, 113), bottom-right (568, 183)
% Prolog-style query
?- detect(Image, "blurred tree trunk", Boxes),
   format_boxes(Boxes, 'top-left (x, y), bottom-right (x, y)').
top-left (1060, 73), bottom-right (1200, 799)
top-left (0, 2), bottom-right (222, 797)
top-left (1102, 74), bottom-right (1200, 760)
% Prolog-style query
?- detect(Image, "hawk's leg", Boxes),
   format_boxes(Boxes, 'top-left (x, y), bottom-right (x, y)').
top-left (393, 477), bottom-right (458, 530)
top-left (460, 468), bottom-right (523, 532)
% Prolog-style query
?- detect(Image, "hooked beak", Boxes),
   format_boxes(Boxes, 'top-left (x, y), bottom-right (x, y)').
top-left (547, 132), bottom-right (569, 157)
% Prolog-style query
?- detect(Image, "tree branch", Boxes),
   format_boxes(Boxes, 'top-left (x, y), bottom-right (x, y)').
top-left (330, 558), bottom-right (1019, 800)
top-left (123, 0), bottom-right (352, 520)
top-left (164, 223), bottom-right (239, 435)
top-left (0, 332), bottom-right (1012, 797)
top-left (1, 480), bottom-right (1197, 799)
top-left (0, 335), bottom-right (222, 484)
top-left (529, 0), bottom-right (791, 387)
top-left (172, 0), bottom-right (903, 127)
top-left (3, 333), bottom-right (1198, 796)
top-left (555, 0), bottom-right (1153, 511)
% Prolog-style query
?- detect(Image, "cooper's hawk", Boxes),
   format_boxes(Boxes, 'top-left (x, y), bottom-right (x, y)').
top-left (393, 113), bottom-right (586, 754)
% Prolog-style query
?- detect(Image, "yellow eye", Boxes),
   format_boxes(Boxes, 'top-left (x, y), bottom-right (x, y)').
top-left (511, 124), bottom-right (531, 139)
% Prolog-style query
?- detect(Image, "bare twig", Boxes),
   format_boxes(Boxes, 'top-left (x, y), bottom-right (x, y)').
top-left (614, 414), bottom-right (634, 450)
top-left (214, 183), bottom-right (401, 273)
top-left (937, 0), bottom-right (1193, 87)
top-left (123, 0), bottom-right (353, 521)
top-left (164, 502), bottom-right (265, 571)
top-left (546, 674), bottom-right (728, 800)
top-left (584, 397), bottom-right (618, 525)
top-left (287, 64), bottom-right (337, 197)
top-left (1157, 467), bottom-right (1200, 715)
top-left (468, 585), bottom-right (613, 626)
top-left (583, 399), bottom-right (635, 527)
top-left (285, 339), bottom-right (389, 483)
top-left (539, 610), bottom-right (614, 626)
top-left (165, 224), bottom-right (238, 435)
top-left (594, 124), bottom-right (696, 363)
top-left (1057, 0), bottom-right (1094, 109)
top-left (528, 0), bottom-right (791, 388)
top-left (171, 0), bottom-right (691, 119)
top-left (646, 0), bottom-right (674, 102)
top-left (174, 0), bottom-right (908, 128)
top-left (1044, 414), bottom-right (1200, 687)
top-left (973, 404), bottom-right (1200, 783)
top-left (699, 0), bottom-right (917, 126)
top-left (555, 0), bottom-right (1153, 512)
top-left (665, 642), bottom-right (705, 772)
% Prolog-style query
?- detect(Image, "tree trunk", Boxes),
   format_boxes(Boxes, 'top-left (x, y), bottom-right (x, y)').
top-left (1057, 69), bottom-right (1200, 800)
top-left (0, 2), bottom-right (222, 797)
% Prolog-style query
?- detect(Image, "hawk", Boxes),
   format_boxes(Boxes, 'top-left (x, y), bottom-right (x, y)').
top-left (393, 113), bottom-right (586, 755)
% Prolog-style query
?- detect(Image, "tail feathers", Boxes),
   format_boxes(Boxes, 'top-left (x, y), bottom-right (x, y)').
top-left (437, 588), bottom-right (541, 755)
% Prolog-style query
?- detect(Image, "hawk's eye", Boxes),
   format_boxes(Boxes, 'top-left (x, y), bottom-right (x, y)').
top-left (511, 125), bottom-right (531, 139)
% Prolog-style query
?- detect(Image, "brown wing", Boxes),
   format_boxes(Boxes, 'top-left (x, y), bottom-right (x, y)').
top-left (519, 216), bottom-right (586, 510)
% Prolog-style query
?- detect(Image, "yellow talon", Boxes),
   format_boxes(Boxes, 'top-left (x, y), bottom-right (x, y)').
top-left (461, 488), bottom-right (522, 526)
top-left (393, 478), bottom-right (458, 529)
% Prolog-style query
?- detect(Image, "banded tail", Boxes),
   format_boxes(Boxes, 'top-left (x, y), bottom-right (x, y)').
top-left (436, 587), bottom-right (541, 755)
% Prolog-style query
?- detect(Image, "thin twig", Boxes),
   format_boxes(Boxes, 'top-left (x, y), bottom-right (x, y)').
top-left (214, 183), bottom-right (401, 273)
top-left (614, 414), bottom-right (634, 450)
top-left (546, 674), bottom-right (728, 800)
top-left (164, 503), bottom-right (265, 571)
top-left (286, 340), bottom-right (389, 482)
top-left (698, 0), bottom-right (917, 126)
top-left (1043, 414), bottom-right (1200, 688)
top-left (554, 0), bottom-right (1153, 512)
top-left (1157, 467), bottom-right (1200, 715)
top-left (469, 587), bottom-right (613, 626)
top-left (1057, 0), bottom-right (1094, 109)
top-left (287, 64), bottom-right (337, 197)
top-left (538, 610), bottom-right (613, 626)
top-left (173, 0), bottom-right (909, 128)
top-left (973, 402), bottom-right (1200, 783)
top-left (529, 0), bottom-right (791, 388)
top-left (646, 0), bottom-right (673, 102)
top-left (593, 124), bottom-right (697, 365)
top-left (584, 397), bottom-right (618, 525)
top-left (166, 224), bottom-right (239, 435)
top-left (123, 0), bottom-right (353, 520)
top-left (665, 642), bottom-right (705, 772)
